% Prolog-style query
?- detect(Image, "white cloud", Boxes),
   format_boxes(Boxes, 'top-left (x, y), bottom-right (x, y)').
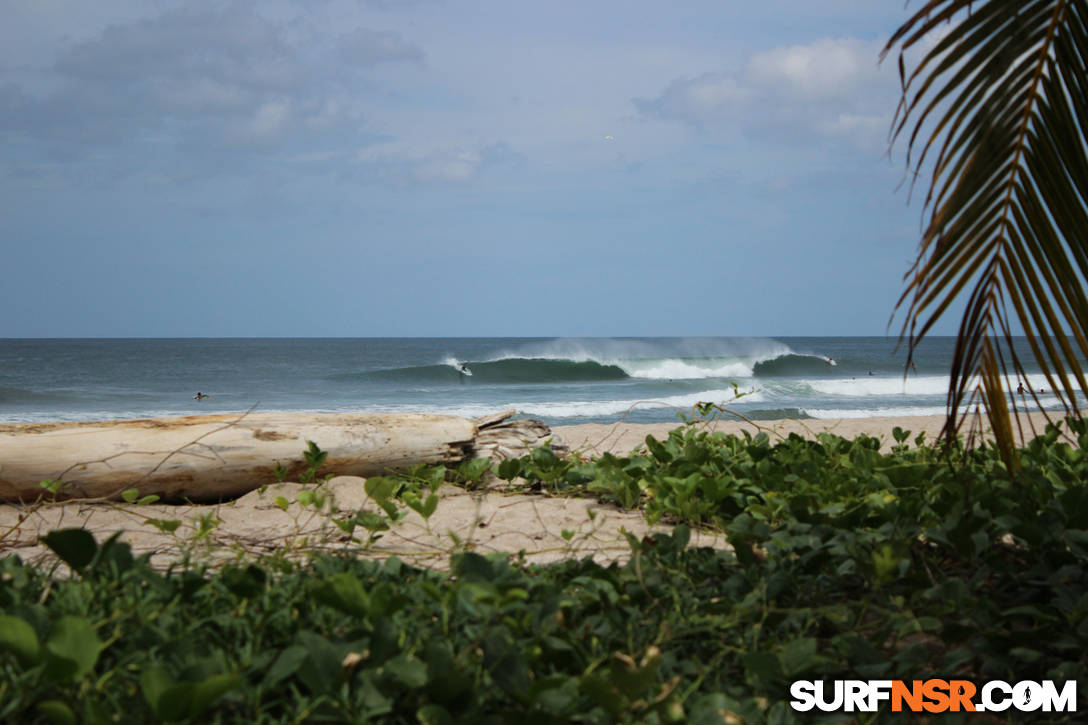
top-left (633, 73), bottom-right (750, 127)
top-left (635, 36), bottom-right (894, 149)
top-left (748, 38), bottom-right (882, 100)
top-left (251, 100), bottom-right (291, 137)
top-left (819, 112), bottom-right (885, 136)
top-left (0, 4), bottom-right (421, 161)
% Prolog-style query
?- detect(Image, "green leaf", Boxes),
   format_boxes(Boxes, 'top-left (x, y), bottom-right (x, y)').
top-left (0, 615), bottom-right (40, 666)
top-left (137, 494), bottom-right (160, 506)
top-left (156, 682), bottom-right (197, 722)
top-left (304, 440), bottom-right (328, 468)
top-left (456, 457), bottom-right (491, 484)
top-left (37, 701), bottom-right (77, 725)
top-left (417, 704), bottom-right (455, 725)
top-left (497, 458), bottom-right (523, 481)
top-left (122, 488), bottom-right (140, 503)
top-left (44, 616), bottom-right (101, 683)
top-left (482, 630), bottom-right (530, 697)
top-left (531, 445), bottom-right (560, 468)
top-left (93, 531), bottom-right (134, 573)
top-left (311, 572), bottom-right (371, 618)
top-left (356, 512), bottom-right (390, 532)
top-left (293, 631), bottom-right (343, 696)
top-left (189, 673), bottom-right (243, 717)
top-left (421, 493), bottom-right (439, 519)
top-left (451, 552), bottom-right (496, 583)
top-left (580, 673), bottom-right (625, 716)
top-left (141, 664), bottom-right (172, 709)
top-left (263, 645), bottom-right (309, 688)
top-left (273, 496), bottom-right (290, 511)
top-left (646, 435), bottom-right (672, 462)
top-left (742, 651), bottom-right (783, 689)
top-left (402, 491), bottom-right (423, 514)
top-left (41, 528), bottom-right (97, 572)
top-left (221, 564), bottom-right (267, 599)
top-left (40, 479), bottom-right (64, 494)
top-left (778, 637), bottom-right (828, 677)
top-left (384, 654), bottom-right (428, 689)
top-left (365, 476), bottom-right (398, 502)
top-left (148, 518), bottom-right (181, 534)
top-left (672, 524), bottom-right (691, 551)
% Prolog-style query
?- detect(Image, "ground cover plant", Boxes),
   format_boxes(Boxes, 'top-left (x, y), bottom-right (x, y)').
top-left (2, 419), bottom-right (1087, 723)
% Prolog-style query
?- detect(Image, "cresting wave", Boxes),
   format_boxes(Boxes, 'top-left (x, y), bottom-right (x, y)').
top-left (349, 348), bottom-right (840, 386)
top-left (752, 354), bottom-right (839, 377)
top-left (353, 358), bottom-right (630, 384)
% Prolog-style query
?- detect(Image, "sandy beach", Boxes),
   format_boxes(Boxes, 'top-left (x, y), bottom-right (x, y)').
top-left (554, 410), bottom-right (1065, 458)
top-left (0, 412), bottom-right (1067, 571)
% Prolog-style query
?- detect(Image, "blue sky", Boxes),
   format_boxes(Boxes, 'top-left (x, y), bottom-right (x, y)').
top-left (0, 0), bottom-right (948, 337)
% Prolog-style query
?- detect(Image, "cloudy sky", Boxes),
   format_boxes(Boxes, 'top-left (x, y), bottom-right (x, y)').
top-left (1, 0), bottom-right (946, 337)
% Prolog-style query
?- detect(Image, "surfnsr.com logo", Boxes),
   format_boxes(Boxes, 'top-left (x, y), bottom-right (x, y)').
top-left (789, 679), bottom-right (1078, 714)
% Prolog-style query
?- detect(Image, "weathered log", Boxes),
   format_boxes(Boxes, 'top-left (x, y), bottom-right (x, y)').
top-left (471, 409), bottom-right (568, 461)
top-left (0, 412), bottom-right (484, 502)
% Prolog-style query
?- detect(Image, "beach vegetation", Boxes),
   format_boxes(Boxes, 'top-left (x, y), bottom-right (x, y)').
top-left (298, 440), bottom-right (330, 484)
top-left (4, 423), bottom-right (1086, 722)
top-left (885, 0), bottom-right (1088, 467)
top-left (453, 457), bottom-right (493, 488)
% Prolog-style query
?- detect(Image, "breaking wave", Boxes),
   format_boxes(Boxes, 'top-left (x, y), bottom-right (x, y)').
top-left (343, 341), bottom-right (846, 386)
top-left (351, 358), bottom-right (630, 384)
top-left (752, 353), bottom-right (838, 377)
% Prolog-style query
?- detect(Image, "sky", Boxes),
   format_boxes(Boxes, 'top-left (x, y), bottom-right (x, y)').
top-left (0, 0), bottom-right (951, 338)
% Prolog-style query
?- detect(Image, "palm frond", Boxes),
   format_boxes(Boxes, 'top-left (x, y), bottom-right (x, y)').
top-left (884, 0), bottom-right (1088, 465)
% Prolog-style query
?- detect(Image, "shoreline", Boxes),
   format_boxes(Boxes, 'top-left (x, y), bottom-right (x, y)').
top-left (552, 411), bottom-right (1066, 457)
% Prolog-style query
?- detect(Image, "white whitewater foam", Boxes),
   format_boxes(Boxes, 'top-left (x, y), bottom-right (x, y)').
top-left (334, 387), bottom-right (764, 420)
top-left (619, 358), bottom-right (755, 380)
top-left (0, 409), bottom-right (218, 423)
top-left (802, 406), bottom-right (948, 419)
top-left (514, 387), bottom-right (765, 419)
top-left (804, 375), bottom-right (951, 397)
top-left (441, 356), bottom-right (473, 376)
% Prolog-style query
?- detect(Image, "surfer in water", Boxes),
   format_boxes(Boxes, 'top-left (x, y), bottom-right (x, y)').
top-left (194, 392), bottom-right (210, 401)
top-left (458, 364), bottom-right (471, 376)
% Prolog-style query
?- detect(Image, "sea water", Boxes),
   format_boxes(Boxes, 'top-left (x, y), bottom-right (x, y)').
top-left (0, 337), bottom-right (1069, 425)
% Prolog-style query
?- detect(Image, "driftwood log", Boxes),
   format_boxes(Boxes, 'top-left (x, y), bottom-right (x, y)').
top-left (0, 409), bottom-right (564, 502)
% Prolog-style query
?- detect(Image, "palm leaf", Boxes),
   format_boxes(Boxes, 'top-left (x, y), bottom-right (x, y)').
top-left (884, 0), bottom-right (1088, 467)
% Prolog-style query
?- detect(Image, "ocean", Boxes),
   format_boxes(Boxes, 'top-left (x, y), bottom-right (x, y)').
top-left (0, 337), bottom-right (1067, 426)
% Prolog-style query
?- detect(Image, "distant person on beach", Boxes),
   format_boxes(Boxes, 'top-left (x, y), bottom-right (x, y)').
top-left (194, 392), bottom-right (209, 400)
top-left (1017, 383), bottom-right (1025, 395)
